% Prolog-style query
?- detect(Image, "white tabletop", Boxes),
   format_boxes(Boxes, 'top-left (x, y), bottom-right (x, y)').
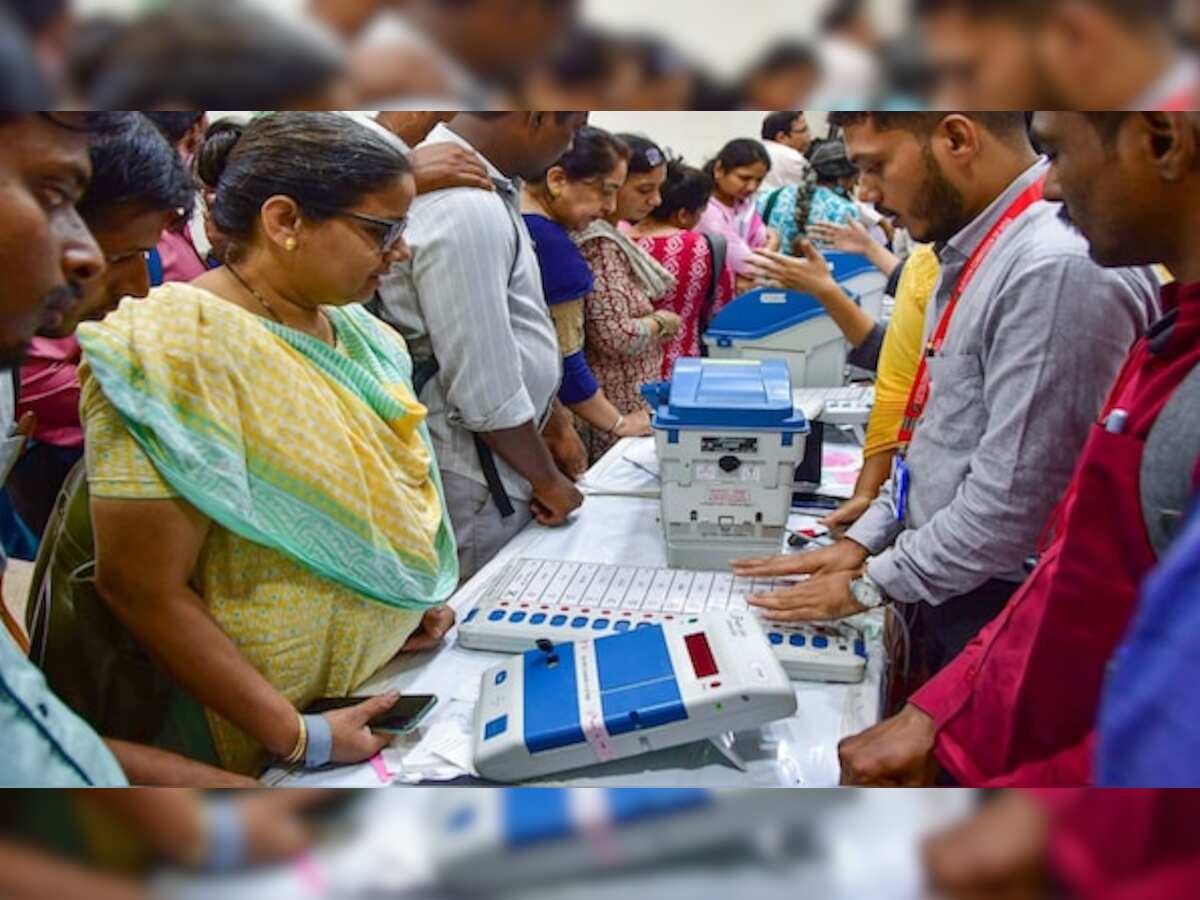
top-left (268, 436), bottom-right (885, 788)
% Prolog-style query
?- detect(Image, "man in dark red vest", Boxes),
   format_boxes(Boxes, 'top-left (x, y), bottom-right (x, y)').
top-left (839, 111), bottom-right (1200, 787)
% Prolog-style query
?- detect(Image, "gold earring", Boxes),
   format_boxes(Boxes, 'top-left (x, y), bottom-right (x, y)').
top-left (285, 238), bottom-right (297, 251)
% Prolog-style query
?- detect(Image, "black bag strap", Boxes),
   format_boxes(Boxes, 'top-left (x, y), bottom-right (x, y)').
top-left (410, 354), bottom-right (516, 519)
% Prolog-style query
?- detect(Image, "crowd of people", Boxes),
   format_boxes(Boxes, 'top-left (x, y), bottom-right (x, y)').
top-left (2, 0), bottom-right (1198, 112)
top-left (0, 103), bottom-right (1199, 894)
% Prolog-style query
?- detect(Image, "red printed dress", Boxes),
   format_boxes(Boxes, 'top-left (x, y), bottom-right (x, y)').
top-left (635, 230), bottom-right (735, 378)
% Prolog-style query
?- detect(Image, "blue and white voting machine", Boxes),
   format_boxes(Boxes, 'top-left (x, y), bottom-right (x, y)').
top-left (471, 612), bottom-right (796, 783)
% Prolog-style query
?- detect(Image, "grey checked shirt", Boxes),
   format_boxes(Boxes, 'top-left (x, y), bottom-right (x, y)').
top-left (846, 160), bottom-right (1160, 607)
top-left (376, 123), bottom-right (562, 502)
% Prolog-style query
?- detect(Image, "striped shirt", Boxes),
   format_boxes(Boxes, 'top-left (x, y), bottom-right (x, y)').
top-left (376, 123), bottom-right (562, 501)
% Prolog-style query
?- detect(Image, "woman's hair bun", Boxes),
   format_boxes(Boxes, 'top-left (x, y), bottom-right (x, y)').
top-left (196, 119), bottom-right (245, 190)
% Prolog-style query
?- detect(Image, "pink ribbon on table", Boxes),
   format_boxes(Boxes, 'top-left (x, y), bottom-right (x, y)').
top-left (369, 752), bottom-right (395, 784)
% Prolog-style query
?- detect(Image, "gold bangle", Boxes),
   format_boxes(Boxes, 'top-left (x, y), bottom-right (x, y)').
top-left (283, 712), bottom-right (307, 767)
top-left (609, 414), bottom-right (625, 436)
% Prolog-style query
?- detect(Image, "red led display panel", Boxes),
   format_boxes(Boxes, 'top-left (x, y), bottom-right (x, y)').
top-left (684, 632), bottom-right (719, 678)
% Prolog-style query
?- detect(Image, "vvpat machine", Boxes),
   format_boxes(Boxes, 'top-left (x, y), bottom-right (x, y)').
top-left (703, 288), bottom-right (845, 388)
top-left (471, 614), bottom-right (796, 783)
top-left (640, 358), bottom-right (809, 570)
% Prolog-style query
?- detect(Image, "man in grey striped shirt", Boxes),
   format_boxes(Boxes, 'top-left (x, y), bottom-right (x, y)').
top-left (737, 112), bottom-right (1159, 673)
top-left (376, 113), bottom-right (589, 581)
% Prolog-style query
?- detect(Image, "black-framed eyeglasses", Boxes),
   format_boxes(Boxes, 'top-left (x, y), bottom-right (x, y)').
top-left (340, 211), bottom-right (408, 252)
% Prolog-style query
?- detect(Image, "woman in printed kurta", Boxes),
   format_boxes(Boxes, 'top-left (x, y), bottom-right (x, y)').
top-left (575, 134), bottom-right (680, 461)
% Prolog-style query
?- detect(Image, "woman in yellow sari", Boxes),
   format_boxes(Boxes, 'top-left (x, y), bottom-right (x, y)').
top-left (78, 112), bottom-right (459, 776)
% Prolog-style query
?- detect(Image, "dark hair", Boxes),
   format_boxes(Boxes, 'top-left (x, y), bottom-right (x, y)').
top-left (828, 111), bottom-right (1029, 143)
top-left (649, 160), bottom-right (714, 222)
top-left (77, 113), bottom-right (195, 223)
top-left (85, 3), bottom-right (345, 109)
top-left (197, 112), bottom-right (411, 259)
top-left (704, 138), bottom-right (771, 179)
top-left (615, 133), bottom-right (666, 175)
top-left (143, 111), bottom-right (206, 145)
top-left (762, 111), bottom-right (803, 142)
top-left (0, 0), bottom-right (69, 35)
top-left (535, 126), bottom-right (629, 183)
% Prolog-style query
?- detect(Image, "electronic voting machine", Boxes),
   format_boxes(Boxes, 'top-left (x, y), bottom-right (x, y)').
top-left (459, 558), bottom-right (868, 684)
top-left (471, 612), bottom-right (795, 783)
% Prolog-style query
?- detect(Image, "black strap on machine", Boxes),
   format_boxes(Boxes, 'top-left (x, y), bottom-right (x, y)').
top-left (411, 355), bottom-right (516, 519)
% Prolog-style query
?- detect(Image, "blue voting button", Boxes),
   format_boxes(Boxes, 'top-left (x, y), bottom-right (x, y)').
top-left (509, 611), bottom-right (526, 624)
top-left (484, 715), bottom-right (508, 740)
top-left (530, 613), bottom-right (547, 625)
top-left (812, 636), bottom-right (829, 649)
top-left (550, 615), bottom-right (568, 627)
top-left (571, 616), bottom-right (589, 629)
top-left (789, 634), bottom-right (806, 647)
top-left (768, 632), bottom-right (784, 645)
top-left (494, 670), bottom-right (508, 686)
top-left (488, 610), bottom-right (506, 622)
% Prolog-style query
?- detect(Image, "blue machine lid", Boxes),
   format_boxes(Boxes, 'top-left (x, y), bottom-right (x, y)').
top-left (824, 251), bottom-right (877, 281)
top-left (704, 287), bottom-right (828, 342)
top-left (642, 358), bottom-right (810, 432)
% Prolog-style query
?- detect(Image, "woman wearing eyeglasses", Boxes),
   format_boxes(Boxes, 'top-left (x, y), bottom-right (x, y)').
top-left (74, 112), bottom-right (459, 776)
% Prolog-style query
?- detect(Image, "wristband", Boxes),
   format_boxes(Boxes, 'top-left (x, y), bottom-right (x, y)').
top-left (303, 714), bottom-right (334, 769)
top-left (200, 799), bottom-right (247, 873)
top-left (609, 414), bottom-right (625, 436)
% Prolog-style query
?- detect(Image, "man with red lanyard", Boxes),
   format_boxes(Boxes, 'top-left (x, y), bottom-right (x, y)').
top-left (838, 111), bottom-right (1200, 788)
top-left (735, 113), bottom-right (1158, 679)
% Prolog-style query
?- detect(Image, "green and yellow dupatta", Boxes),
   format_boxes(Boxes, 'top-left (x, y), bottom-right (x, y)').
top-left (77, 284), bottom-right (458, 609)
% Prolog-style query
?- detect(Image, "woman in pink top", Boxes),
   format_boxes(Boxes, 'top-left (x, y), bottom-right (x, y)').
top-left (697, 138), bottom-right (780, 295)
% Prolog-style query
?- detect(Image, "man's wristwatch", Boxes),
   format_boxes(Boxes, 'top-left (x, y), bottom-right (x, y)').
top-left (849, 571), bottom-right (885, 609)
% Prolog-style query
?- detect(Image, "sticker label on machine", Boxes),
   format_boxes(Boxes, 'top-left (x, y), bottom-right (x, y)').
top-left (694, 462), bottom-right (763, 484)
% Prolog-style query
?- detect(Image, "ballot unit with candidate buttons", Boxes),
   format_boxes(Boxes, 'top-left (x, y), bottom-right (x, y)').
top-left (471, 612), bottom-right (797, 783)
top-left (458, 558), bottom-right (867, 684)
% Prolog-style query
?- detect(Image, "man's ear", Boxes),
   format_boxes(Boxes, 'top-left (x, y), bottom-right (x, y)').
top-left (1136, 112), bottom-right (1199, 184)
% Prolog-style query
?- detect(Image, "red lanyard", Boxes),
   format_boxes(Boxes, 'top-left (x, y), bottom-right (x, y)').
top-left (896, 175), bottom-right (1047, 448)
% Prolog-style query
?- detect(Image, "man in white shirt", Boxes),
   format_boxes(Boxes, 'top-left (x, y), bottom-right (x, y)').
top-left (376, 113), bottom-right (589, 580)
top-left (759, 111), bottom-right (813, 192)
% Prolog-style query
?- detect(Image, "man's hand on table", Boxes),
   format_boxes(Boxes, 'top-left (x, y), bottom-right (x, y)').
top-left (838, 704), bottom-right (938, 786)
top-left (531, 473), bottom-right (584, 526)
top-left (922, 791), bottom-right (1051, 900)
top-left (734, 538), bottom-right (871, 621)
